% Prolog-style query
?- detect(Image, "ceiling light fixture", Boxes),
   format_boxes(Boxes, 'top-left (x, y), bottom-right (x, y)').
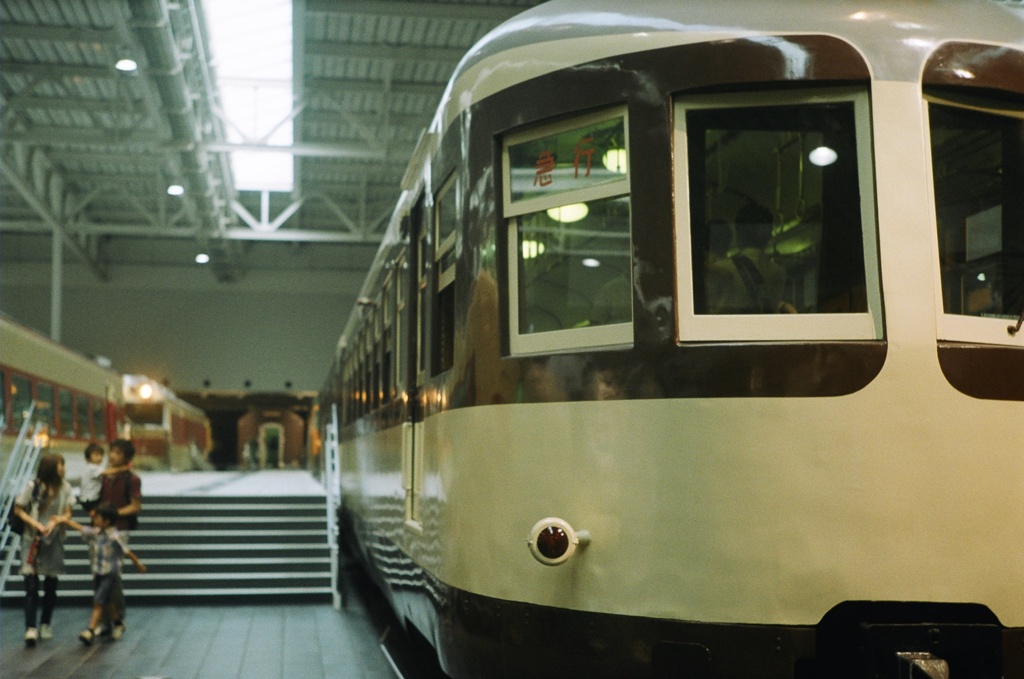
top-left (115, 58), bottom-right (138, 72)
top-left (808, 146), bottom-right (838, 167)
top-left (195, 253), bottom-right (210, 264)
top-left (167, 184), bottom-right (185, 196)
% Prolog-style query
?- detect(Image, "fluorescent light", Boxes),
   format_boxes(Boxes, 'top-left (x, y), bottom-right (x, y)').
top-left (602, 148), bottom-right (628, 174)
top-left (546, 203), bottom-right (589, 223)
top-left (521, 240), bottom-right (546, 260)
top-left (167, 184), bottom-right (185, 196)
top-left (195, 253), bottom-right (211, 264)
top-left (582, 258), bottom-right (601, 268)
top-left (115, 58), bottom-right (138, 72)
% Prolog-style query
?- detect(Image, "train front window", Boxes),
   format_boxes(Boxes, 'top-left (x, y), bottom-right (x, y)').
top-left (928, 100), bottom-right (1024, 326)
top-left (674, 89), bottom-right (882, 342)
top-left (503, 107), bottom-right (632, 355)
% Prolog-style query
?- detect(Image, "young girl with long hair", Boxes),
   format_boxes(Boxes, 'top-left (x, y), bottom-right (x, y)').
top-left (13, 453), bottom-right (74, 646)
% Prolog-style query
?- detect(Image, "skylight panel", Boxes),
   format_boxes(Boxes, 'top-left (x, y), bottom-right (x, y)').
top-left (203, 0), bottom-right (294, 192)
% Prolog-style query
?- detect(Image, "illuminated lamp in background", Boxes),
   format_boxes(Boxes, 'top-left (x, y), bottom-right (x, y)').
top-left (167, 184), bottom-right (185, 196)
top-left (195, 253), bottom-right (210, 264)
top-left (527, 517), bottom-right (591, 566)
top-left (521, 240), bottom-right (546, 260)
top-left (546, 203), bottom-right (589, 223)
top-left (602, 148), bottom-right (628, 174)
top-left (138, 383), bottom-right (154, 400)
top-left (115, 58), bottom-right (138, 72)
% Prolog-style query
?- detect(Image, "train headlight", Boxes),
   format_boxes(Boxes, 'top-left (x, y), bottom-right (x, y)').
top-left (527, 517), bottom-right (590, 566)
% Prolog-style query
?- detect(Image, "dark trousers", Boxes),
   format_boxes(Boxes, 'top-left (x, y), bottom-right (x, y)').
top-left (23, 575), bottom-right (58, 628)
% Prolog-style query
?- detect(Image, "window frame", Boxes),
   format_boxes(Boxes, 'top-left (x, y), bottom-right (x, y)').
top-left (673, 87), bottom-right (883, 343)
top-left (502, 106), bottom-right (634, 356)
top-left (433, 172), bottom-right (457, 374)
top-left (925, 92), bottom-right (1024, 348)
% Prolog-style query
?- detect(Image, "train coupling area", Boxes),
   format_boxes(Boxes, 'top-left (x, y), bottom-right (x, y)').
top-left (812, 601), bottom-right (1006, 679)
top-left (896, 652), bottom-right (948, 679)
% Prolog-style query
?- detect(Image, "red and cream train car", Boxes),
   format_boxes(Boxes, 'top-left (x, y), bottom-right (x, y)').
top-left (123, 375), bottom-right (211, 471)
top-left (320, 1), bottom-right (1024, 677)
top-left (0, 315), bottom-right (121, 483)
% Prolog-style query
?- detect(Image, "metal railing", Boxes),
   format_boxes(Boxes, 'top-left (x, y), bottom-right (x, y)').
top-left (324, 403), bottom-right (342, 610)
top-left (0, 404), bottom-right (44, 595)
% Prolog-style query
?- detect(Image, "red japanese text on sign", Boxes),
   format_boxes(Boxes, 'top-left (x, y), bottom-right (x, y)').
top-left (533, 150), bottom-right (555, 187)
top-left (573, 136), bottom-right (595, 179)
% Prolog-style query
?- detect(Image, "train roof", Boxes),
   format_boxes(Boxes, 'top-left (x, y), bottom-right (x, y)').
top-left (0, 313), bottom-right (118, 376)
top-left (449, 0), bottom-right (1024, 99)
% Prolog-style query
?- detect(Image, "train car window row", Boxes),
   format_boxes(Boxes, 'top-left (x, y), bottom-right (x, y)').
top-left (502, 107), bottom-right (633, 356)
top-left (3, 369), bottom-right (108, 441)
top-left (928, 94), bottom-right (1024, 344)
top-left (674, 89), bottom-right (884, 342)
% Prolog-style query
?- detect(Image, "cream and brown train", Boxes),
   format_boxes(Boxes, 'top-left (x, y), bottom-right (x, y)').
top-left (319, 1), bottom-right (1024, 677)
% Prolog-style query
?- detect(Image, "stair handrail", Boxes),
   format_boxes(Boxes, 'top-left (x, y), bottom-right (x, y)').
top-left (0, 405), bottom-right (45, 596)
top-left (325, 403), bottom-right (342, 610)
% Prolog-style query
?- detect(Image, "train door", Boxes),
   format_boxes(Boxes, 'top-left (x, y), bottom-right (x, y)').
top-left (401, 194), bottom-right (427, 526)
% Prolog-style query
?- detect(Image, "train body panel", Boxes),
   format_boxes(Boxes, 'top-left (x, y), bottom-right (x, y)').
top-left (323, 1), bottom-right (1024, 676)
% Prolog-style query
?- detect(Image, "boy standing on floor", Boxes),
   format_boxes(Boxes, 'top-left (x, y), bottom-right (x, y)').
top-left (57, 503), bottom-right (146, 645)
top-left (97, 438), bottom-right (142, 637)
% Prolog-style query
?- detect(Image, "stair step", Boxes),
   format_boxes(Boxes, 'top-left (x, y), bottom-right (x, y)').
top-left (50, 544), bottom-right (329, 559)
top-left (1, 586), bottom-right (334, 606)
top-left (140, 496), bottom-right (326, 505)
top-left (4, 491), bottom-right (336, 606)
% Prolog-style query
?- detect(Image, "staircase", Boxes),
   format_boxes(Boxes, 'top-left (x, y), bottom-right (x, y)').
top-left (2, 494), bottom-right (333, 606)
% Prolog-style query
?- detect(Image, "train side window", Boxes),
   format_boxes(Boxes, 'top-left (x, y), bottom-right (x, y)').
top-left (372, 304), bottom-right (382, 408)
top-left (434, 173), bottom-right (457, 374)
top-left (91, 398), bottom-right (104, 440)
top-left (36, 382), bottom-right (55, 432)
top-left (395, 254), bottom-right (408, 397)
top-left (11, 374), bottom-right (31, 429)
top-left (58, 388), bottom-right (74, 438)
top-left (382, 278), bottom-right (394, 401)
top-left (927, 96), bottom-right (1024, 342)
top-left (77, 394), bottom-right (90, 439)
top-left (502, 107), bottom-right (632, 355)
top-left (674, 89), bottom-right (882, 342)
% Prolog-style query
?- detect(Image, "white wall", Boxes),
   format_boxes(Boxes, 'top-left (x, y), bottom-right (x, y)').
top-left (1, 262), bottom-right (366, 393)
